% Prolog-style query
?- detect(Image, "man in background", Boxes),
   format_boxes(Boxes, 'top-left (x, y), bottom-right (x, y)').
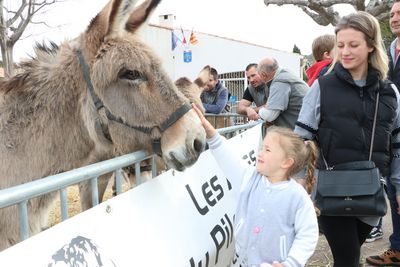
top-left (237, 63), bottom-right (269, 120)
top-left (200, 67), bottom-right (229, 114)
top-left (257, 57), bottom-right (308, 129)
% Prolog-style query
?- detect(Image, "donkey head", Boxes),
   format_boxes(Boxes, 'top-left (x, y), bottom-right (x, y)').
top-left (79, 0), bottom-right (206, 171)
top-left (175, 65), bottom-right (211, 114)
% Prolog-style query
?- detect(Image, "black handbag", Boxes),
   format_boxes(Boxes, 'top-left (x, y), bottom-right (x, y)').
top-left (315, 92), bottom-right (387, 217)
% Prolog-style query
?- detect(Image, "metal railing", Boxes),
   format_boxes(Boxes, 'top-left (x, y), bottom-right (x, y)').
top-left (205, 112), bottom-right (249, 129)
top-left (219, 72), bottom-right (247, 101)
top-left (0, 122), bottom-right (260, 242)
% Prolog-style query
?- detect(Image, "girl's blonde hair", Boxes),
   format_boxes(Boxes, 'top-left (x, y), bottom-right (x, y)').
top-left (329, 11), bottom-right (388, 79)
top-left (268, 127), bottom-right (318, 194)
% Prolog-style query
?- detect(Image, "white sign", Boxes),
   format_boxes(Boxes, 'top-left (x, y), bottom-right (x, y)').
top-left (0, 124), bottom-right (262, 267)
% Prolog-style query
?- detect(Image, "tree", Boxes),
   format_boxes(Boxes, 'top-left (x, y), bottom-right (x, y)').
top-left (293, 44), bottom-right (301, 54)
top-left (0, 0), bottom-right (62, 77)
top-left (263, 0), bottom-right (392, 26)
top-left (380, 19), bottom-right (395, 48)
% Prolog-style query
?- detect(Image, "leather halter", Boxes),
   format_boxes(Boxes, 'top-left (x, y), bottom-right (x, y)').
top-left (77, 50), bottom-right (192, 154)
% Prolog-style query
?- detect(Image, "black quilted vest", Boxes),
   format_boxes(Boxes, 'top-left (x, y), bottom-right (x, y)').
top-left (317, 63), bottom-right (397, 177)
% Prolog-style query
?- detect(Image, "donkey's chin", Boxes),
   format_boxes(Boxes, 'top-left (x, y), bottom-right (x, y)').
top-left (164, 152), bottom-right (200, 172)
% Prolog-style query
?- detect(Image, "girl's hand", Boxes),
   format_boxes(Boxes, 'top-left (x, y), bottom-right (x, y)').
top-left (192, 103), bottom-right (217, 139)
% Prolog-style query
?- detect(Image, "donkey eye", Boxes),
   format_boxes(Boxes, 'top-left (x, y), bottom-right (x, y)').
top-left (119, 68), bottom-right (142, 81)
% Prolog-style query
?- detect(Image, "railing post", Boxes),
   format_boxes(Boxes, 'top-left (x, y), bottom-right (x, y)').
top-left (90, 177), bottom-right (99, 206)
top-left (151, 156), bottom-right (157, 178)
top-left (60, 188), bottom-right (69, 221)
top-left (115, 168), bottom-right (123, 195)
top-left (18, 200), bottom-right (29, 241)
top-left (135, 162), bottom-right (141, 185)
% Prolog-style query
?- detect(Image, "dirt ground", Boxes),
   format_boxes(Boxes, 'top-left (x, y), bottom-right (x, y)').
top-left (48, 182), bottom-right (131, 226)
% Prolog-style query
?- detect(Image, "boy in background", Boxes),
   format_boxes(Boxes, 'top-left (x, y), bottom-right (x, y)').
top-left (306, 34), bottom-right (335, 86)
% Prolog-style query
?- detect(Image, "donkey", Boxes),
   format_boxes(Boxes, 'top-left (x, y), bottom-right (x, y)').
top-left (0, 0), bottom-right (206, 251)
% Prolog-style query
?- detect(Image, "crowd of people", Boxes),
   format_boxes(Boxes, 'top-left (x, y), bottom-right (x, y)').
top-left (197, 1), bottom-right (400, 266)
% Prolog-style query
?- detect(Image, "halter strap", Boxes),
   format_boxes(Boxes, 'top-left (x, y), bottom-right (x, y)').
top-left (77, 50), bottom-right (112, 141)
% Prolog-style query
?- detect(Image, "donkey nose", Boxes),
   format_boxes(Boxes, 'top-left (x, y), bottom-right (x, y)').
top-left (193, 138), bottom-right (205, 154)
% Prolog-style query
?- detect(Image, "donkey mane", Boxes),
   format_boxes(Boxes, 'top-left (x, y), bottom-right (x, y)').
top-left (0, 72), bottom-right (29, 94)
top-left (34, 41), bottom-right (59, 55)
top-left (1, 41), bottom-right (62, 94)
top-left (0, 41), bottom-right (84, 144)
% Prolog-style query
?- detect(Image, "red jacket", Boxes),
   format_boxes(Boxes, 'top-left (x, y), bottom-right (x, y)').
top-left (306, 59), bottom-right (332, 86)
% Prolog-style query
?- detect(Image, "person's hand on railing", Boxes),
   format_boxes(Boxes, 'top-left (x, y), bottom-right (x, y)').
top-left (246, 107), bottom-right (260, 121)
top-left (192, 103), bottom-right (217, 139)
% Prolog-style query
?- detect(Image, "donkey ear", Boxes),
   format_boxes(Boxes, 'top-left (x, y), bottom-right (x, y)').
top-left (194, 65), bottom-right (211, 88)
top-left (82, 0), bottom-right (161, 59)
top-left (105, 0), bottom-right (140, 38)
top-left (125, 0), bottom-right (161, 33)
top-left (106, 0), bottom-right (161, 38)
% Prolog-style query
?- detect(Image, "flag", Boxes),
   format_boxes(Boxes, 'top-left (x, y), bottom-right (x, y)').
top-left (171, 31), bottom-right (179, 50)
top-left (189, 30), bottom-right (198, 45)
top-left (180, 26), bottom-right (187, 44)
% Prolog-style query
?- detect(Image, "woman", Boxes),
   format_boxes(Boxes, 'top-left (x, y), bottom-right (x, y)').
top-left (294, 11), bottom-right (400, 267)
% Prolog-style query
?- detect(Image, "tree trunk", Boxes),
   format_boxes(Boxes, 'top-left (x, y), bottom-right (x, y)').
top-left (3, 46), bottom-right (13, 77)
top-left (0, 41), bottom-right (14, 77)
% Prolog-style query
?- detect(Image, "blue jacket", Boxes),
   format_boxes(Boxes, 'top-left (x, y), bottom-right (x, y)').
top-left (200, 81), bottom-right (229, 114)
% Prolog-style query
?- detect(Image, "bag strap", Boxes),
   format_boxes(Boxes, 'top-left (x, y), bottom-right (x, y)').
top-left (322, 90), bottom-right (380, 169)
top-left (369, 91), bottom-right (380, 160)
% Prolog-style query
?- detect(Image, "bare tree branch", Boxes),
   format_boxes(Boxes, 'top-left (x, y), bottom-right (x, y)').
top-left (368, 1), bottom-right (392, 17)
top-left (355, 0), bottom-right (365, 11)
top-left (366, 0), bottom-right (378, 10)
top-left (264, 0), bottom-right (357, 9)
top-left (376, 11), bottom-right (390, 21)
top-left (263, 0), bottom-right (392, 26)
top-left (299, 6), bottom-right (332, 26)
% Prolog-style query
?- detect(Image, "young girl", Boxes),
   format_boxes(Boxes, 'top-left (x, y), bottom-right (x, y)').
top-left (192, 104), bottom-right (319, 267)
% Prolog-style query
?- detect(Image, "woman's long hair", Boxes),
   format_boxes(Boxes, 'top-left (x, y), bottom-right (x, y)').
top-left (329, 11), bottom-right (388, 79)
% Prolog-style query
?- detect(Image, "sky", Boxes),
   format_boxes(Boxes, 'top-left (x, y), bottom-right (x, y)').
top-left (11, 0), bottom-right (356, 61)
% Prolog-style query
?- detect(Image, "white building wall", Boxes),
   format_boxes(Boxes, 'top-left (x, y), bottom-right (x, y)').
top-left (139, 24), bottom-right (302, 82)
top-left (138, 24), bottom-right (175, 79)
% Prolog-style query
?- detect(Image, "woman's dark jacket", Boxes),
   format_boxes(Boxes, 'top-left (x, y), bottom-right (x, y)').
top-left (317, 63), bottom-right (398, 177)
